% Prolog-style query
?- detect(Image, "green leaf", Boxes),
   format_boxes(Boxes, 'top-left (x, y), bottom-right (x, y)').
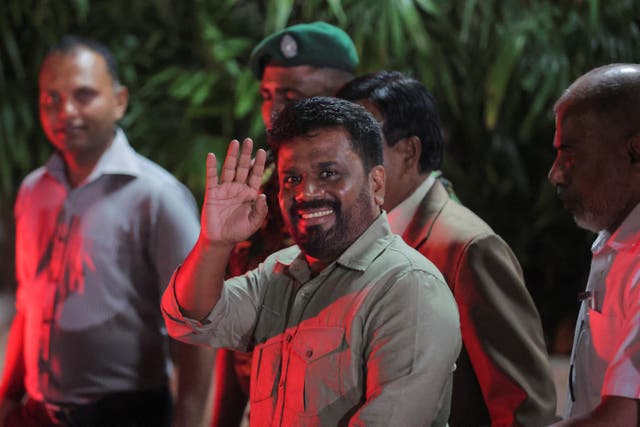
top-left (327, 0), bottom-right (348, 25)
top-left (397, 0), bottom-right (430, 53)
top-left (415, 0), bottom-right (442, 16)
top-left (460, 0), bottom-right (478, 44)
top-left (484, 32), bottom-right (526, 130)
top-left (234, 69), bottom-right (260, 118)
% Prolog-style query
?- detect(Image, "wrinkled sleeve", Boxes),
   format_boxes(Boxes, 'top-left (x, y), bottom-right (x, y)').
top-left (161, 266), bottom-right (265, 352)
top-left (150, 181), bottom-right (200, 291)
top-left (601, 271), bottom-right (640, 400)
top-left (455, 234), bottom-right (556, 426)
top-left (349, 269), bottom-right (461, 426)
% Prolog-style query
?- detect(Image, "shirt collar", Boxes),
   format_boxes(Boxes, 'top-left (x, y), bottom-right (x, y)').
top-left (387, 174), bottom-right (435, 235)
top-left (45, 128), bottom-right (141, 186)
top-left (592, 201), bottom-right (640, 254)
top-left (276, 212), bottom-right (394, 282)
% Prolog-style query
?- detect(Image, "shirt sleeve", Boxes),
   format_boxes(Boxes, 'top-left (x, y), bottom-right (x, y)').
top-left (454, 234), bottom-right (557, 426)
top-left (349, 269), bottom-right (461, 426)
top-left (601, 270), bottom-right (640, 400)
top-left (161, 265), bottom-right (266, 352)
top-left (150, 181), bottom-right (200, 291)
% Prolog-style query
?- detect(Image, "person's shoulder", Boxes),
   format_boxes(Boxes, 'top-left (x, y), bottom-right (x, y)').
top-left (15, 166), bottom-right (53, 215)
top-left (17, 164), bottom-right (57, 202)
top-left (384, 234), bottom-right (445, 280)
top-left (437, 198), bottom-right (495, 240)
top-left (129, 152), bottom-right (193, 196)
top-left (20, 165), bottom-right (49, 189)
top-left (134, 154), bottom-right (180, 183)
top-left (423, 197), bottom-right (519, 269)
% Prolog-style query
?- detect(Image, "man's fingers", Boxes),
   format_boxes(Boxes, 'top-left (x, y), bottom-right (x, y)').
top-left (205, 152), bottom-right (218, 190)
top-left (234, 138), bottom-right (254, 183)
top-left (248, 148), bottom-right (267, 190)
top-left (221, 139), bottom-right (240, 183)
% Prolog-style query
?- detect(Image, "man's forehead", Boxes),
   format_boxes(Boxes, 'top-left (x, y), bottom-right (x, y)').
top-left (261, 65), bottom-right (334, 88)
top-left (40, 48), bottom-right (109, 85)
top-left (278, 129), bottom-right (355, 161)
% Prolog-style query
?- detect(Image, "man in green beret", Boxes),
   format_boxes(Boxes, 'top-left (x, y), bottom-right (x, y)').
top-left (210, 22), bottom-right (359, 427)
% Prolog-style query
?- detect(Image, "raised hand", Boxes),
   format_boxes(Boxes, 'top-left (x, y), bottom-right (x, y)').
top-left (201, 138), bottom-right (268, 246)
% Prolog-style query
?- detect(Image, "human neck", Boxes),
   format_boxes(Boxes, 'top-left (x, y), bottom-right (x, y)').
top-left (63, 141), bottom-right (113, 188)
top-left (386, 172), bottom-right (430, 212)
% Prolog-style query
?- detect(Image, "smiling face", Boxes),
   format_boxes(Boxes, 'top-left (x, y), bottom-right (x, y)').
top-left (38, 46), bottom-right (128, 163)
top-left (260, 65), bottom-right (346, 129)
top-left (549, 105), bottom-right (634, 232)
top-left (277, 126), bottom-right (384, 262)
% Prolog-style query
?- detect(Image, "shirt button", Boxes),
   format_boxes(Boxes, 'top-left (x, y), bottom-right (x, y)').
top-left (286, 334), bottom-right (292, 342)
top-left (306, 350), bottom-right (313, 358)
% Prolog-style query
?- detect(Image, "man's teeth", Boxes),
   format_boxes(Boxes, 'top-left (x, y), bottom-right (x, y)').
top-left (301, 209), bottom-right (333, 219)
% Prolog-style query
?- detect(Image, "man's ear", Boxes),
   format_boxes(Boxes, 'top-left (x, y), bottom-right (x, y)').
top-left (395, 136), bottom-right (421, 171)
top-left (370, 165), bottom-right (385, 207)
top-left (113, 85), bottom-right (129, 121)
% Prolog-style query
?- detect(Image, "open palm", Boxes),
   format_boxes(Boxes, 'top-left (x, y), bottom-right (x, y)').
top-left (201, 138), bottom-right (268, 245)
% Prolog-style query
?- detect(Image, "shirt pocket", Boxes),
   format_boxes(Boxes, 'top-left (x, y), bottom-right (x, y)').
top-left (251, 336), bottom-right (284, 403)
top-left (588, 308), bottom-right (622, 362)
top-left (289, 326), bottom-right (346, 415)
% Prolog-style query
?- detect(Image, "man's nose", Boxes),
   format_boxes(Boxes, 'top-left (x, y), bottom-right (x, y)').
top-left (548, 158), bottom-right (564, 186)
top-left (295, 179), bottom-right (324, 201)
top-left (270, 100), bottom-right (286, 123)
top-left (60, 98), bottom-right (78, 118)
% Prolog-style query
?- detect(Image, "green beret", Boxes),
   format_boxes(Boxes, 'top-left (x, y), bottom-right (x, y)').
top-left (249, 21), bottom-right (359, 79)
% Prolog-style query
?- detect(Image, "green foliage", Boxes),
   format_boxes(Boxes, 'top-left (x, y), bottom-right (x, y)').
top-left (2, 0), bottom-right (639, 344)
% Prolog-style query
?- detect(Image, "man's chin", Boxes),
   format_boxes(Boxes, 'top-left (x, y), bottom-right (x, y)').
top-left (293, 231), bottom-right (339, 260)
top-left (573, 214), bottom-right (602, 233)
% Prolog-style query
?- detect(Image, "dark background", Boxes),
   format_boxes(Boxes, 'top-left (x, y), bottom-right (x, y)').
top-left (2, 0), bottom-right (638, 353)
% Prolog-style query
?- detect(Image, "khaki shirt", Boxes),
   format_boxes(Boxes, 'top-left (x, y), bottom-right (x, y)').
top-left (163, 214), bottom-right (461, 426)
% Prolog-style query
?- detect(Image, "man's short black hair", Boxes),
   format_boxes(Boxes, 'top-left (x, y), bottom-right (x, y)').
top-left (268, 97), bottom-right (383, 172)
top-left (337, 70), bottom-right (443, 172)
top-left (46, 35), bottom-right (121, 85)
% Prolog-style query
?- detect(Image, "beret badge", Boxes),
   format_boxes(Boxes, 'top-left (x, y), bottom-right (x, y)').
top-left (280, 34), bottom-right (298, 59)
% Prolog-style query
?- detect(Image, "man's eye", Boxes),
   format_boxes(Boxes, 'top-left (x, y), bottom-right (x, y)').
top-left (283, 176), bottom-right (301, 184)
top-left (75, 88), bottom-right (96, 104)
top-left (285, 91), bottom-right (301, 101)
top-left (41, 93), bottom-right (59, 107)
top-left (320, 170), bottom-right (337, 179)
top-left (260, 90), bottom-right (272, 101)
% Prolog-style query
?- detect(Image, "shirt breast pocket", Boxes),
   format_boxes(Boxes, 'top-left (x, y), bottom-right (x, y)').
top-left (251, 337), bottom-right (284, 403)
top-left (289, 327), bottom-right (346, 414)
top-left (588, 308), bottom-right (622, 362)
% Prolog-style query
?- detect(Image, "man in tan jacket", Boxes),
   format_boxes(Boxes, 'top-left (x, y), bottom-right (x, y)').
top-left (339, 71), bottom-right (557, 427)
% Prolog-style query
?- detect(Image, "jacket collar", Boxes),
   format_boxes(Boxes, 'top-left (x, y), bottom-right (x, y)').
top-left (402, 179), bottom-right (450, 248)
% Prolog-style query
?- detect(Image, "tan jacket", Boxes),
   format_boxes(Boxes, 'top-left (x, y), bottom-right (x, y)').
top-left (403, 180), bottom-right (557, 427)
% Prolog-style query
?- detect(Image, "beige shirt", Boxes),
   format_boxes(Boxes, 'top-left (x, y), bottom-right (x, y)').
top-left (163, 213), bottom-right (461, 426)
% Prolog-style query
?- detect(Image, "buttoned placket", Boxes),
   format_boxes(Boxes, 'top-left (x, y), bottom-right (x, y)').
top-left (272, 264), bottom-right (338, 426)
top-left (39, 188), bottom-right (76, 393)
top-left (568, 246), bottom-right (611, 406)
